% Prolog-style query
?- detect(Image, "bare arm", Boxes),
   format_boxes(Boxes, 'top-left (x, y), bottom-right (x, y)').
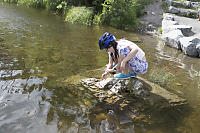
top-left (102, 54), bottom-right (116, 79)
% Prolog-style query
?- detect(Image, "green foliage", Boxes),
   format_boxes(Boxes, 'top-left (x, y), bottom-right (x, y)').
top-left (4, 0), bottom-right (156, 30)
top-left (17, 0), bottom-right (47, 8)
top-left (100, 0), bottom-right (138, 30)
top-left (99, 0), bottom-right (156, 30)
top-left (65, 6), bottom-right (94, 25)
top-left (158, 27), bottom-right (162, 34)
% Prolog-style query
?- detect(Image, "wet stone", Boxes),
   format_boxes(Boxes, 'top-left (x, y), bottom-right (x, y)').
top-left (81, 77), bottom-right (187, 109)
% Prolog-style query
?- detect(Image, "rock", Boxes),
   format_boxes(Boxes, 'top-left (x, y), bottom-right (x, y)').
top-left (166, 0), bottom-right (173, 6)
top-left (183, 1), bottom-right (191, 8)
top-left (162, 19), bottom-right (178, 27)
top-left (163, 13), bottom-right (175, 21)
top-left (191, 2), bottom-right (199, 9)
top-left (67, 67), bottom-right (188, 126)
top-left (197, 44), bottom-right (200, 57)
top-left (179, 8), bottom-right (198, 18)
top-left (163, 24), bottom-right (192, 35)
top-left (162, 29), bottom-right (183, 49)
top-left (169, 6), bottom-right (180, 14)
top-left (171, 1), bottom-right (183, 7)
top-left (81, 77), bottom-right (187, 108)
top-left (180, 37), bottom-right (200, 57)
top-left (169, 6), bottom-right (198, 18)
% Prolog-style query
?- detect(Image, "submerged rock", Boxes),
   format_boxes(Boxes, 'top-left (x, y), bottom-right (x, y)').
top-left (65, 67), bottom-right (188, 128)
top-left (81, 77), bottom-right (187, 108)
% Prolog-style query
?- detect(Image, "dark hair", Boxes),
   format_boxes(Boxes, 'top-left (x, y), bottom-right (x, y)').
top-left (109, 40), bottom-right (119, 63)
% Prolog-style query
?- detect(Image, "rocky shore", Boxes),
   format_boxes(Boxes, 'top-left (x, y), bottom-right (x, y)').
top-left (162, 0), bottom-right (200, 58)
top-left (139, 0), bottom-right (200, 58)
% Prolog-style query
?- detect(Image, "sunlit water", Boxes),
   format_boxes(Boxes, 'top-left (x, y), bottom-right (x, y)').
top-left (0, 2), bottom-right (200, 133)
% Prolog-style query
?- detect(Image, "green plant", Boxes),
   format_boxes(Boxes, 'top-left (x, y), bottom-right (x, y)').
top-left (158, 27), bottom-right (162, 34)
top-left (65, 6), bottom-right (94, 25)
top-left (100, 0), bottom-right (138, 30)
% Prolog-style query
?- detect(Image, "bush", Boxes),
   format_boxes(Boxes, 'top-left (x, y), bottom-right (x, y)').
top-left (4, 0), bottom-right (157, 30)
top-left (16, 0), bottom-right (47, 8)
top-left (100, 0), bottom-right (138, 30)
top-left (65, 6), bottom-right (94, 25)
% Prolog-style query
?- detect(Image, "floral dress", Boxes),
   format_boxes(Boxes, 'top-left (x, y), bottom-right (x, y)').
top-left (117, 39), bottom-right (148, 74)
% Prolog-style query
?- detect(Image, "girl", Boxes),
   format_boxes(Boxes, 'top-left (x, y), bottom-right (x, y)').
top-left (99, 32), bottom-right (148, 79)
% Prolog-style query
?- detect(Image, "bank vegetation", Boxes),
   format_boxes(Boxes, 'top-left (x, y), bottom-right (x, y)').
top-left (4, 0), bottom-right (155, 30)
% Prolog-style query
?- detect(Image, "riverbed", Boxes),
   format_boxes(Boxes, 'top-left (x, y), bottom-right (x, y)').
top-left (0, 2), bottom-right (200, 133)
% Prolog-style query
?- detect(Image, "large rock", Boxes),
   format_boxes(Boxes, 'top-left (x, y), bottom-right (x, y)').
top-left (171, 1), bottom-right (183, 7)
top-left (179, 8), bottom-right (198, 18)
top-left (180, 37), bottom-right (200, 57)
top-left (64, 67), bottom-right (188, 126)
top-left (169, 6), bottom-right (198, 18)
top-left (169, 6), bottom-right (180, 14)
top-left (166, 0), bottom-right (173, 6)
top-left (162, 19), bottom-right (178, 28)
top-left (162, 24), bottom-right (192, 36)
top-left (191, 2), bottom-right (199, 9)
top-left (197, 44), bottom-right (200, 57)
top-left (162, 29), bottom-right (183, 49)
top-left (81, 77), bottom-right (187, 109)
top-left (163, 13), bottom-right (175, 21)
top-left (183, 1), bottom-right (191, 8)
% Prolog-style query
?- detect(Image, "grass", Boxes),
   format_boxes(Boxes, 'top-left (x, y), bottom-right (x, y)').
top-left (65, 6), bottom-right (94, 25)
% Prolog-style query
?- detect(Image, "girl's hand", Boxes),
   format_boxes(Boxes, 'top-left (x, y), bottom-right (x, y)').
top-left (102, 69), bottom-right (115, 79)
top-left (102, 72), bottom-right (107, 79)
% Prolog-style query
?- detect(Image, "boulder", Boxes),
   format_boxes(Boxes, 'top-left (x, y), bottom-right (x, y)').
top-left (162, 24), bottom-right (192, 36)
top-left (169, 6), bottom-right (180, 14)
top-left (166, 0), bottom-right (173, 6)
top-left (64, 66), bottom-right (188, 126)
top-left (81, 77), bottom-right (187, 109)
top-left (180, 37), bottom-right (200, 57)
top-left (168, 6), bottom-right (198, 18)
top-left (171, 1), bottom-right (183, 7)
top-left (191, 2), bottom-right (199, 9)
top-left (179, 8), bottom-right (198, 18)
top-left (163, 13), bottom-right (175, 21)
top-left (162, 20), bottom-right (178, 28)
top-left (183, 1), bottom-right (191, 8)
top-left (197, 44), bottom-right (200, 57)
top-left (162, 29), bottom-right (183, 49)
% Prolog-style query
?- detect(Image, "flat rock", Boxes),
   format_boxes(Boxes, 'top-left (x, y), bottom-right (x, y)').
top-left (81, 77), bottom-right (187, 108)
top-left (162, 29), bottom-right (183, 49)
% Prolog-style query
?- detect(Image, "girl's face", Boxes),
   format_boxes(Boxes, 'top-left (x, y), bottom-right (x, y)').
top-left (105, 46), bottom-right (114, 53)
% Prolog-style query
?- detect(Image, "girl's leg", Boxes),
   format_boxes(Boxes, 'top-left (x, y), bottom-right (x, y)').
top-left (129, 66), bottom-right (134, 74)
top-left (118, 53), bottom-right (129, 75)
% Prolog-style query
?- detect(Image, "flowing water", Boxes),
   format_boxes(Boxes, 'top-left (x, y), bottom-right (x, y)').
top-left (0, 2), bottom-right (200, 133)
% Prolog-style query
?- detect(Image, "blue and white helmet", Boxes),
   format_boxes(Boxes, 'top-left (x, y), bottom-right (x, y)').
top-left (99, 32), bottom-right (116, 50)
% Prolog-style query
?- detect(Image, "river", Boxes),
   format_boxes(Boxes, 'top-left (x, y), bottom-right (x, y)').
top-left (0, 2), bottom-right (200, 133)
